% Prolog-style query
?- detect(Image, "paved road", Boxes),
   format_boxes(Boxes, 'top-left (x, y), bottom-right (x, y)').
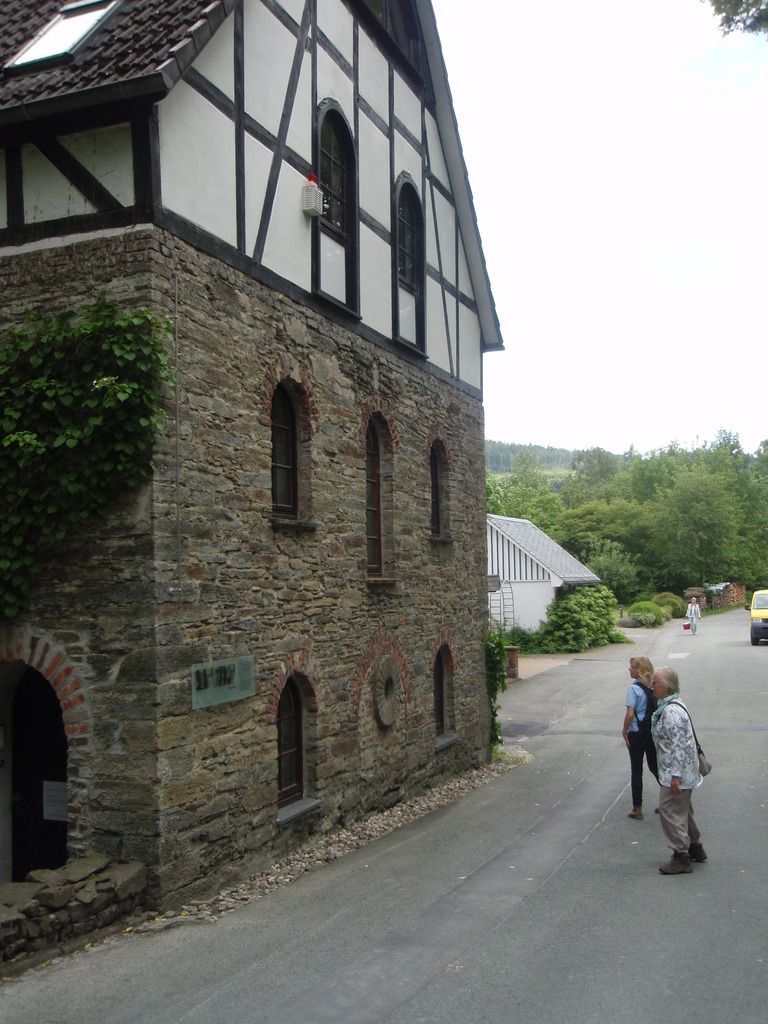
top-left (1, 609), bottom-right (766, 1023)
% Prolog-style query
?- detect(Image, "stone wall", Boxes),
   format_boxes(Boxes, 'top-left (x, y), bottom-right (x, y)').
top-left (0, 852), bottom-right (147, 963)
top-left (0, 227), bottom-right (491, 907)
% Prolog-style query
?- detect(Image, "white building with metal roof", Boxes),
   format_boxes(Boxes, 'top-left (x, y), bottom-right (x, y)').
top-left (487, 514), bottom-right (601, 631)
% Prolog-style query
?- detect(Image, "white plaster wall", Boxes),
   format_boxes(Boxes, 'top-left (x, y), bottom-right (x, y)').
top-left (286, 51), bottom-right (313, 164)
top-left (23, 146), bottom-right (96, 222)
top-left (60, 125), bottom-right (134, 207)
top-left (194, 11), bottom-right (234, 101)
top-left (426, 278), bottom-right (453, 375)
top-left (358, 112), bottom-right (390, 228)
top-left (317, 46), bottom-right (354, 126)
top-left (244, 0), bottom-right (297, 138)
top-left (425, 112), bottom-right (449, 191)
top-left (159, 81), bottom-right (237, 248)
top-left (358, 29), bottom-right (389, 124)
top-left (425, 186), bottom-right (438, 272)
top-left (458, 301), bottom-right (482, 389)
top-left (244, 133), bottom-right (273, 256)
top-left (275, 0), bottom-right (304, 24)
top-left (360, 225), bottom-right (392, 337)
top-left (262, 162), bottom-right (312, 291)
top-left (317, 0), bottom-right (354, 66)
top-left (457, 238), bottom-right (474, 301)
top-left (433, 188), bottom-right (456, 283)
top-left (393, 71), bottom-right (421, 140)
top-left (393, 131), bottom-right (422, 193)
top-left (511, 581), bottom-right (556, 631)
top-left (0, 151), bottom-right (7, 230)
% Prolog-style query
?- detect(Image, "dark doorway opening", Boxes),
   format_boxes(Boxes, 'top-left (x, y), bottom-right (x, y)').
top-left (12, 667), bottom-right (68, 881)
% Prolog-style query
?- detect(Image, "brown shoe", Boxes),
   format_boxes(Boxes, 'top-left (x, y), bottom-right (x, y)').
top-left (659, 851), bottom-right (693, 874)
top-left (628, 807), bottom-right (644, 820)
top-left (689, 842), bottom-right (707, 862)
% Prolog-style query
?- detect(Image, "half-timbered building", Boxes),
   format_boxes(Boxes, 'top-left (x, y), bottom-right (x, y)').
top-left (0, 0), bottom-right (503, 905)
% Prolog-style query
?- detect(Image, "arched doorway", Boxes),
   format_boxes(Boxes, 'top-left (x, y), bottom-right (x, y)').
top-left (10, 667), bottom-right (68, 881)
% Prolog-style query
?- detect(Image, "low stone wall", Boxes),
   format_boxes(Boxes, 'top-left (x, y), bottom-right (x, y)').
top-left (0, 851), bottom-right (147, 963)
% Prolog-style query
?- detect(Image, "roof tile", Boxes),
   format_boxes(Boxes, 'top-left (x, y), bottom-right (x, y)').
top-left (0, 0), bottom-right (230, 122)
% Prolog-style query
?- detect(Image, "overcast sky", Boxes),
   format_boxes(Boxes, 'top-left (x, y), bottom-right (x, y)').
top-left (432, 0), bottom-right (768, 456)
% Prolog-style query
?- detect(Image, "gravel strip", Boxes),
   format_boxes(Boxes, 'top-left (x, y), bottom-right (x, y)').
top-left (136, 756), bottom-right (519, 930)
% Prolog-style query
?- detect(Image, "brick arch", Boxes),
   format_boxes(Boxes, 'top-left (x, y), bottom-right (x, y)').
top-left (351, 629), bottom-right (412, 724)
top-left (265, 651), bottom-right (321, 724)
top-left (359, 395), bottom-right (399, 453)
top-left (261, 353), bottom-right (320, 435)
top-left (431, 628), bottom-right (458, 673)
top-left (0, 625), bottom-right (90, 742)
top-left (426, 423), bottom-right (453, 470)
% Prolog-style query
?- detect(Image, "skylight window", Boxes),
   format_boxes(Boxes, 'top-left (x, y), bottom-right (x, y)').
top-left (6, 0), bottom-right (119, 69)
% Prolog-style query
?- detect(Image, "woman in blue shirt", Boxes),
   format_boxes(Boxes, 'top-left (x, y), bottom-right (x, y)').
top-left (622, 656), bottom-right (659, 819)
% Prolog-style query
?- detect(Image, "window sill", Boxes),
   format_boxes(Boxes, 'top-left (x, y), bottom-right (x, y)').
top-left (270, 515), bottom-right (320, 532)
top-left (392, 336), bottom-right (427, 359)
top-left (314, 289), bottom-right (362, 322)
top-left (429, 534), bottom-right (454, 546)
top-left (366, 576), bottom-right (402, 594)
top-left (277, 797), bottom-right (321, 826)
top-left (435, 732), bottom-right (458, 752)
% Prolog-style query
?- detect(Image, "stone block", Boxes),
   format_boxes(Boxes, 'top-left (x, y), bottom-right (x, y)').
top-left (35, 884), bottom-right (78, 910)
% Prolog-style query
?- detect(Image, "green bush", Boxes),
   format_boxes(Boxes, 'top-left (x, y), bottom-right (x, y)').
top-left (539, 585), bottom-right (631, 652)
top-left (653, 592), bottom-right (687, 618)
top-left (628, 600), bottom-right (666, 626)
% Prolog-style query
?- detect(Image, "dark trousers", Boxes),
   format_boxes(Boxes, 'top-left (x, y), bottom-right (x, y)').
top-left (628, 729), bottom-right (659, 807)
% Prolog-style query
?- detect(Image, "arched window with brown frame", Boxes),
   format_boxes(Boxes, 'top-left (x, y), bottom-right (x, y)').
top-left (434, 644), bottom-right (455, 744)
top-left (277, 677), bottom-right (303, 807)
top-left (429, 439), bottom-right (451, 541)
top-left (271, 383), bottom-right (298, 517)
top-left (366, 421), bottom-right (382, 576)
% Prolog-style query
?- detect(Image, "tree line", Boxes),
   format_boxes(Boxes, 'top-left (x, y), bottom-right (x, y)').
top-left (486, 432), bottom-right (768, 604)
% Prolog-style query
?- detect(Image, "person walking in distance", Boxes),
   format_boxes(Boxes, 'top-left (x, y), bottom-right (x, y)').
top-left (651, 666), bottom-right (707, 874)
top-left (686, 596), bottom-right (701, 634)
top-left (622, 656), bottom-right (659, 820)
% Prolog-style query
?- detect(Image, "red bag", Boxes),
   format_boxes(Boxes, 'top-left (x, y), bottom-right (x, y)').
top-left (683, 622), bottom-right (691, 630)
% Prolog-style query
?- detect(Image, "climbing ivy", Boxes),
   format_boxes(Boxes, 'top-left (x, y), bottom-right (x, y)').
top-left (0, 295), bottom-right (175, 620)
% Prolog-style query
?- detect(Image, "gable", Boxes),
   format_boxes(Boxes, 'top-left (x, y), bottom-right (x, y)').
top-left (487, 515), bottom-right (601, 586)
top-left (0, 0), bottom-right (503, 368)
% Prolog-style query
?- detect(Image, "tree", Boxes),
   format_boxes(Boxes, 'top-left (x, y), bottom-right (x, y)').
top-left (705, 1), bottom-right (768, 34)
top-left (585, 540), bottom-right (638, 607)
top-left (651, 464), bottom-right (740, 589)
top-left (559, 447), bottom-right (621, 508)
top-left (485, 452), bottom-right (562, 533)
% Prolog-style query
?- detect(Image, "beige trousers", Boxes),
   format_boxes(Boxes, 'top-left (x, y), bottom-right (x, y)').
top-left (658, 786), bottom-right (701, 853)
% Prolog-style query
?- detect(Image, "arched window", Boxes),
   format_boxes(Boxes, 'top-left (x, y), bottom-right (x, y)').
top-left (317, 109), bottom-right (358, 311)
top-left (429, 439), bottom-right (450, 540)
top-left (430, 444), bottom-right (440, 536)
top-left (366, 421), bottom-right (382, 576)
top-left (271, 384), bottom-right (297, 517)
top-left (434, 645), bottom-right (455, 741)
top-left (395, 181), bottom-right (424, 349)
top-left (434, 649), bottom-right (446, 736)
top-left (277, 678), bottom-right (303, 807)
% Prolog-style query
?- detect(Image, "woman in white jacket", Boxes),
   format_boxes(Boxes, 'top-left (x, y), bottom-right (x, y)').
top-left (651, 666), bottom-right (707, 874)
top-left (686, 596), bottom-right (701, 634)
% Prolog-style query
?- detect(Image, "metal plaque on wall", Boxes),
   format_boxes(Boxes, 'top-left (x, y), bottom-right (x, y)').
top-left (191, 656), bottom-right (256, 710)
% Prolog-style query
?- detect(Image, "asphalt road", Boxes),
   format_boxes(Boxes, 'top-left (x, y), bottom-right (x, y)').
top-left (1, 608), bottom-right (766, 1023)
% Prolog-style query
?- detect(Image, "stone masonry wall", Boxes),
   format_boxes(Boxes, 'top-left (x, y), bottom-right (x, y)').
top-left (0, 852), bottom-right (147, 964)
top-left (0, 227), bottom-right (491, 907)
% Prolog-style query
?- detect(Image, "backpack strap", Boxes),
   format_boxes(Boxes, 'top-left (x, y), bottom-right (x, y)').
top-left (666, 700), bottom-right (704, 755)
